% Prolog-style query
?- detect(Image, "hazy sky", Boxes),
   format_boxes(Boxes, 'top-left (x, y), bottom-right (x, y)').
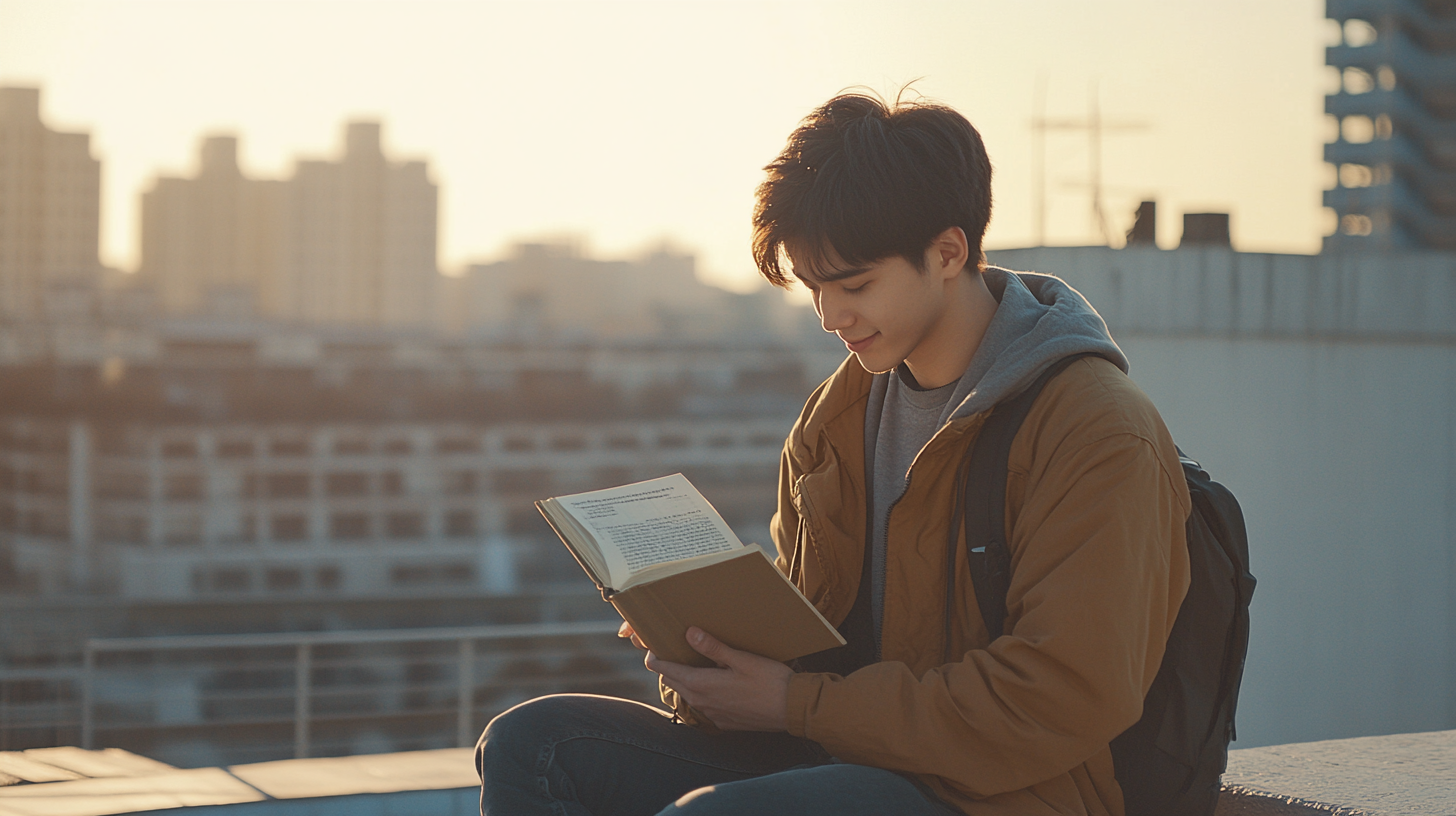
top-left (0, 0), bottom-right (1329, 293)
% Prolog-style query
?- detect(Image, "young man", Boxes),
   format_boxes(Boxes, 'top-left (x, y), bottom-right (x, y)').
top-left (477, 93), bottom-right (1190, 816)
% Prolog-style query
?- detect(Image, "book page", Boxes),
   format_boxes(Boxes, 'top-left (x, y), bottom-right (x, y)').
top-left (552, 473), bottom-right (744, 588)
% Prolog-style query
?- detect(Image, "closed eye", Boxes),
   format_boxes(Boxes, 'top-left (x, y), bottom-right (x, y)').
top-left (842, 281), bottom-right (869, 294)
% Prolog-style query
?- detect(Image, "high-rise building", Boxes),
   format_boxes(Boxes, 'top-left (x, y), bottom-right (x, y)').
top-left (0, 87), bottom-right (101, 320)
top-left (139, 136), bottom-right (284, 317)
top-left (1324, 0), bottom-right (1456, 251)
top-left (140, 121), bottom-right (438, 327)
top-left (282, 122), bottom-right (438, 328)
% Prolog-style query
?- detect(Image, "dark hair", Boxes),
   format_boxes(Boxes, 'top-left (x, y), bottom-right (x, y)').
top-left (752, 92), bottom-right (993, 287)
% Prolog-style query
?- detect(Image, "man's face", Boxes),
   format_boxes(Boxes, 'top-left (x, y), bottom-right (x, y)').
top-left (790, 245), bottom-right (952, 376)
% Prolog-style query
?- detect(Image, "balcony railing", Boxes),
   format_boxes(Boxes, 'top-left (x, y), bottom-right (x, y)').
top-left (10, 620), bottom-right (657, 765)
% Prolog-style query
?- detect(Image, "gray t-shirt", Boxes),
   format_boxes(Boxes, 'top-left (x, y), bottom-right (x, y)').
top-left (866, 365), bottom-right (964, 646)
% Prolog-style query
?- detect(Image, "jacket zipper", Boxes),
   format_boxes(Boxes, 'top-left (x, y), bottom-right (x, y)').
top-left (873, 469), bottom-right (913, 663)
top-left (872, 419), bottom-right (982, 664)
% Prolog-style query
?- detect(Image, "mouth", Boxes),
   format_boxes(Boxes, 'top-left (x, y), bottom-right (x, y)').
top-left (842, 333), bottom-right (878, 353)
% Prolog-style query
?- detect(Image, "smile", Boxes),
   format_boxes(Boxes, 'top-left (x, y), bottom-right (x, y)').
top-left (842, 333), bottom-right (878, 353)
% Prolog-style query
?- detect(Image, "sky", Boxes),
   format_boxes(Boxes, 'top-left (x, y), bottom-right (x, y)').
top-left (0, 0), bottom-right (1331, 293)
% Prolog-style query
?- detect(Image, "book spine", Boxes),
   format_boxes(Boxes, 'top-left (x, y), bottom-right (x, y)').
top-left (535, 500), bottom-right (608, 595)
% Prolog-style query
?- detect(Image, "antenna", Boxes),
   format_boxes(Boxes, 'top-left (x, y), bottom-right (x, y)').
top-left (1029, 79), bottom-right (1149, 246)
top-left (1033, 74), bottom-right (1048, 247)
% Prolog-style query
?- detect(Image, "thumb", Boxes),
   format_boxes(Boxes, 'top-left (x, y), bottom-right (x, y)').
top-left (686, 627), bottom-right (733, 667)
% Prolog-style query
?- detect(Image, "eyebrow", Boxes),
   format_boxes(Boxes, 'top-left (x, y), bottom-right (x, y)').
top-left (792, 265), bottom-right (872, 286)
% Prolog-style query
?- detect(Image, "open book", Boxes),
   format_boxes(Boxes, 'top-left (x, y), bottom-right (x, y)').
top-left (536, 473), bottom-right (844, 668)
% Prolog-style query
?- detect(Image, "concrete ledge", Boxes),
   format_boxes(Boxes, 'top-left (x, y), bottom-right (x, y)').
top-left (7, 732), bottom-right (1454, 815)
top-left (1217, 729), bottom-right (1456, 815)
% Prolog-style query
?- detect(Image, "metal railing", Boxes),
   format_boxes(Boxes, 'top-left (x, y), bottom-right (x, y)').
top-left (74, 619), bottom-right (650, 762)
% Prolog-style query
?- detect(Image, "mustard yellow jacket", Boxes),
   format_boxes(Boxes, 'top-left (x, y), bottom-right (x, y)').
top-left (670, 353), bottom-right (1191, 815)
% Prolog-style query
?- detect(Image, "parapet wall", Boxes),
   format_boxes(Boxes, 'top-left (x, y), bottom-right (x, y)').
top-left (987, 246), bottom-right (1456, 342)
top-left (1217, 728), bottom-right (1455, 815)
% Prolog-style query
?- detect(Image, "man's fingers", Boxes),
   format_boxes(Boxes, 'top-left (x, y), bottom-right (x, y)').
top-left (686, 627), bottom-right (737, 668)
top-left (618, 621), bottom-right (647, 650)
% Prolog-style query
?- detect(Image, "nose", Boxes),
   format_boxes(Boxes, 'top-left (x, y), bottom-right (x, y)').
top-left (815, 289), bottom-right (854, 333)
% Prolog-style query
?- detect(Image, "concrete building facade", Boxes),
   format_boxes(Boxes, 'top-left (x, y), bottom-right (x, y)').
top-left (1324, 0), bottom-right (1456, 250)
top-left (137, 122), bottom-right (437, 328)
top-left (139, 136), bottom-right (284, 318)
top-left (282, 123), bottom-right (437, 329)
top-left (0, 415), bottom-right (786, 602)
top-left (0, 87), bottom-right (101, 321)
top-left (454, 241), bottom-right (812, 344)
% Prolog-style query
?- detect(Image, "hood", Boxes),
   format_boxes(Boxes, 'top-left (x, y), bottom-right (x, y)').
top-left (936, 266), bottom-right (1128, 425)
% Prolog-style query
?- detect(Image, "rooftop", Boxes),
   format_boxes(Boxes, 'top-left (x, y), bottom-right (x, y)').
top-left (2, 729), bottom-right (1453, 816)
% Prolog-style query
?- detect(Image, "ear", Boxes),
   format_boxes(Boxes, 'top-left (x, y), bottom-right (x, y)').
top-left (927, 227), bottom-right (971, 281)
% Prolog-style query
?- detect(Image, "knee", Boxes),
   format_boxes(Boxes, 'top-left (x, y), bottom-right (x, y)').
top-left (657, 782), bottom-right (754, 816)
top-left (476, 694), bottom-right (580, 778)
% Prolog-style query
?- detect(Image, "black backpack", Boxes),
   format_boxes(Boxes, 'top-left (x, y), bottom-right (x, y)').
top-left (948, 354), bottom-right (1255, 816)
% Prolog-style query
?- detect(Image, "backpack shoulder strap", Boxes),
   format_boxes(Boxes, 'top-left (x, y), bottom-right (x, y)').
top-left (954, 353), bottom-right (1101, 644)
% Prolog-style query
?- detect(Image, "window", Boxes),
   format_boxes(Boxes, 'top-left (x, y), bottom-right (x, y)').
top-left (443, 470), bottom-right (477, 495)
top-left (390, 564), bottom-right (434, 586)
top-left (266, 473), bottom-right (311, 499)
top-left (605, 435), bottom-right (640, 450)
top-left (330, 512), bottom-right (370, 540)
top-left (325, 472), bottom-right (370, 497)
top-left (550, 435), bottom-right (587, 451)
top-left (161, 440), bottom-right (198, 458)
top-left (657, 434), bottom-right (689, 449)
top-left (445, 510), bottom-right (476, 537)
top-left (98, 513), bottom-right (148, 545)
top-left (217, 439), bottom-right (254, 458)
top-left (437, 436), bottom-right (481, 454)
top-left (385, 512), bottom-right (424, 539)
top-left (388, 561), bottom-right (475, 586)
top-left (507, 506), bottom-right (545, 535)
top-left (315, 565), bottom-right (342, 590)
top-left (271, 438), bottom-right (310, 457)
top-left (271, 513), bottom-right (309, 541)
top-left (442, 562), bottom-right (475, 584)
top-left (212, 568), bottom-right (251, 592)
top-left (1341, 213), bottom-right (1374, 236)
top-left (383, 438), bottom-right (412, 455)
top-left (492, 469), bottom-right (551, 494)
top-left (503, 436), bottom-right (534, 453)
top-left (97, 469), bottom-right (148, 499)
top-left (265, 567), bottom-right (303, 591)
top-left (333, 437), bottom-right (370, 455)
top-left (165, 473), bottom-right (205, 501)
top-left (380, 471), bottom-right (405, 496)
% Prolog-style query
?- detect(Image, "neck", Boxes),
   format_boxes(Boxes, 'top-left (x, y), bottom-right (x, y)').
top-left (902, 270), bottom-right (998, 389)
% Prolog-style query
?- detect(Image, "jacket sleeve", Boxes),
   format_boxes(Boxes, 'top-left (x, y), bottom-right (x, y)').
top-left (782, 429), bottom-right (1191, 798)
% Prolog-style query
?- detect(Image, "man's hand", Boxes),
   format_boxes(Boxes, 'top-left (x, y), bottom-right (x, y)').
top-left (617, 620), bottom-right (647, 650)
top-left (646, 627), bottom-right (792, 732)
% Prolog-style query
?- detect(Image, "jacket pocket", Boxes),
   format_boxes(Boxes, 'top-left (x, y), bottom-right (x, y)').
top-left (790, 458), bottom-right (862, 624)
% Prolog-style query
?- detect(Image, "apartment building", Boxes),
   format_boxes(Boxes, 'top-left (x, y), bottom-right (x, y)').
top-left (0, 87), bottom-right (101, 321)
top-left (138, 121), bottom-right (437, 327)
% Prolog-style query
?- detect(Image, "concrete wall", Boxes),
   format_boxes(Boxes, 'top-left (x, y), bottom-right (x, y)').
top-left (989, 246), bottom-right (1456, 748)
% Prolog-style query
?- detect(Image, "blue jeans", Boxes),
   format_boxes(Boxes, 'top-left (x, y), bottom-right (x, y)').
top-left (475, 694), bottom-right (960, 816)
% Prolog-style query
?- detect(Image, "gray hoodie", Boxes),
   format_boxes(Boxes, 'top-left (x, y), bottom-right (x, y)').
top-left (862, 266), bottom-right (1129, 650)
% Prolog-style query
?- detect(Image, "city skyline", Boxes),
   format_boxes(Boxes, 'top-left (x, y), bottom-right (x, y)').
top-left (0, 0), bottom-right (1328, 294)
